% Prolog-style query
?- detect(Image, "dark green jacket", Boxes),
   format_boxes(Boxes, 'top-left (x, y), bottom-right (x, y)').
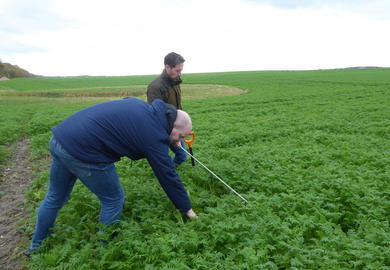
top-left (147, 71), bottom-right (182, 109)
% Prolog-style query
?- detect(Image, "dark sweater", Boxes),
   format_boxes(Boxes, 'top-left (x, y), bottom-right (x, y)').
top-left (146, 71), bottom-right (183, 109)
top-left (52, 98), bottom-right (191, 213)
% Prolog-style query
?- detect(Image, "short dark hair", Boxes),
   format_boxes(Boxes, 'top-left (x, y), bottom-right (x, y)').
top-left (164, 52), bottom-right (185, 68)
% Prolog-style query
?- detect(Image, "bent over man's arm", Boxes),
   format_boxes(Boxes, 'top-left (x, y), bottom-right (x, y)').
top-left (146, 143), bottom-right (196, 218)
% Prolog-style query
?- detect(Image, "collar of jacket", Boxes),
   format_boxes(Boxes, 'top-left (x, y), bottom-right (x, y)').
top-left (162, 70), bottom-right (182, 86)
top-left (165, 103), bottom-right (177, 133)
top-left (151, 99), bottom-right (177, 134)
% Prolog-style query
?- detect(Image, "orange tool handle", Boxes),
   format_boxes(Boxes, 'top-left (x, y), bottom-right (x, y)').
top-left (184, 131), bottom-right (195, 148)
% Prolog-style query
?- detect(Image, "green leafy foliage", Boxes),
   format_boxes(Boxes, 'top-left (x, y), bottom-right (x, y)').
top-left (1, 69), bottom-right (389, 268)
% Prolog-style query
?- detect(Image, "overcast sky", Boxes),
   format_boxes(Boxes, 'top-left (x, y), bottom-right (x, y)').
top-left (1, 0), bottom-right (389, 76)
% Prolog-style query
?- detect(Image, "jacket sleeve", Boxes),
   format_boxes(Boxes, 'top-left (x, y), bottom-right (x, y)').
top-left (147, 83), bottom-right (165, 104)
top-left (146, 142), bottom-right (192, 213)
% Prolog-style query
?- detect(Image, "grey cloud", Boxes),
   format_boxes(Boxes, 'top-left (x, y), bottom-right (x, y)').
top-left (244, 0), bottom-right (366, 9)
top-left (243, 0), bottom-right (321, 10)
top-left (0, 36), bottom-right (48, 54)
top-left (0, 0), bottom-right (73, 34)
top-left (243, 0), bottom-right (390, 19)
top-left (0, 25), bottom-right (48, 55)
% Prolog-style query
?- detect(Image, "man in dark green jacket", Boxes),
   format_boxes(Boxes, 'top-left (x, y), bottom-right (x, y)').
top-left (147, 52), bottom-right (187, 165)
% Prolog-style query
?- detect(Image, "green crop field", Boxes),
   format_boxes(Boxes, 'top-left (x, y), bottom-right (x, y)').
top-left (0, 69), bottom-right (389, 269)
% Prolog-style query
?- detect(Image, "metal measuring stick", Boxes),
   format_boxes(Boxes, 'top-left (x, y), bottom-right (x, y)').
top-left (180, 142), bottom-right (248, 203)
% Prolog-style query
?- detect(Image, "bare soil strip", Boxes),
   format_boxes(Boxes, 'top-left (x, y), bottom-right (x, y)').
top-left (0, 139), bottom-right (32, 270)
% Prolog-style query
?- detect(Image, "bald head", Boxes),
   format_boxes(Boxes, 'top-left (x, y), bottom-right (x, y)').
top-left (170, 110), bottom-right (192, 145)
top-left (175, 110), bottom-right (192, 132)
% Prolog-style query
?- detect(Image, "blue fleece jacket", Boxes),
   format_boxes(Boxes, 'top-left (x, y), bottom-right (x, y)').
top-left (52, 98), bottom-right (191, 213)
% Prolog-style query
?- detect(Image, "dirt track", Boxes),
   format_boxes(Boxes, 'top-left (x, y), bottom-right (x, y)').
top-left (0, 139), bottom-right (32, 270)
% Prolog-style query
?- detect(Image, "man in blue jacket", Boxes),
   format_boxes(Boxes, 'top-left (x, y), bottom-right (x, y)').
top-left (26, 97), bottom-right (197, 255)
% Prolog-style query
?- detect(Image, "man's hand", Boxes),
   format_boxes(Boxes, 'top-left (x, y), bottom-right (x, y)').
top-left (185, 208), bottom-right (197, 219)
top-left (176, 141), bottom-right (182, 147)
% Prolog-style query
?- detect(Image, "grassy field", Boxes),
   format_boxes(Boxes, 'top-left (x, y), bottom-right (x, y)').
top-left (0, 69), bottom-right (389, 269)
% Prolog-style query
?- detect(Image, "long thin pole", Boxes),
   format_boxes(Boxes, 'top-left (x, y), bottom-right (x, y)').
top-left (180, 146), bottom-right (248, 203)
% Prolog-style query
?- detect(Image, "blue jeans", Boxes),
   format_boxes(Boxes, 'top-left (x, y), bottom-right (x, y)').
top-left (170, 139), bottom-right (187, 164)
top-left (29, 136), bottom-right (124, 250)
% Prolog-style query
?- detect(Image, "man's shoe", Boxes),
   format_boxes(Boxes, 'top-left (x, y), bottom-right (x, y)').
top-left (23, 248), bottom-right (37, 258)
